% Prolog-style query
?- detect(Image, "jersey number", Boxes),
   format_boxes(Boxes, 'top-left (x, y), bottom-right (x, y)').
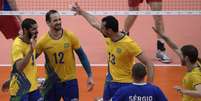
top-left (109, 52), bottom-right (116, 64)
top-left (53, 52), bottom-right (64, 64)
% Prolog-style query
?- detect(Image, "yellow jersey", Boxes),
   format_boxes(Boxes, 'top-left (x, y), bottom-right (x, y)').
top-left (182, 67), bottom-right (201, 101)
top-left (10, 37), bottom-right (38, 96)
top-left (36, 29), bottom-right (80, 82)
top-left (105, 35), bottom-right (142, 83)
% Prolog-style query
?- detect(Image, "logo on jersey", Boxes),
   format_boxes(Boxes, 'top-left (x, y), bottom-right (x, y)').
top-left (64, 43), bottom-right (69, 48)
top-left (116, 48), bottom-right (122, 54)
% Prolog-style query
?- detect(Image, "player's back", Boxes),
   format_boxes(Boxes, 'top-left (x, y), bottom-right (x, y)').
top-left (112, 83), bottom-right (168, 101)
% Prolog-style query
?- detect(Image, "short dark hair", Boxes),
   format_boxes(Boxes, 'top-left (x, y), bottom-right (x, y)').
top-left (45, 10), bottom-right (58, 22)
top-left (102, 16), bottom-right (118, 32)
top-left (181, 45), bottom-right (198, 64)
top-left (21, 18), bottom-right (37, 30)
top-left (132, 63), bottom-right (147, 81)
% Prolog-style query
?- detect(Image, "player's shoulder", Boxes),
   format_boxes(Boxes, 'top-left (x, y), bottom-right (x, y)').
top-left (189, 68), bottom-right (201, 77)
top-left (12, 37), bottom-right (24, 46)
top-left (63, 29), bottom-right (75, 36)
top-left (38, 32), bottom-right (49, 42)
top-left (146, 83), bottom-right (163, 92)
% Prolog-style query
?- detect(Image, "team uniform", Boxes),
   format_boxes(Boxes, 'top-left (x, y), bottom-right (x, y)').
top-left (182, 63), bottom-right (201, 101)
top-left (10, 37), bottom-right (42, 101)
top-left (36, 29), bottom-right (81, 101)
top-left (112, 83), bottom-right (167, 101)
top-left (0, 0), bottom-right (20, 39)
top-left (128, 0), bottom-right (162, 7)
top-left (103, 34), bottom-right (142, 100)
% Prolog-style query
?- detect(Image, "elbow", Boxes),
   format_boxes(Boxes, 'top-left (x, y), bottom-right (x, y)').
top-left (91, 23), bottom-right (98, 28)
top-left (15, 63), bottom-right (25, 73)
top-left (16, 66), bottom-right (24, 73)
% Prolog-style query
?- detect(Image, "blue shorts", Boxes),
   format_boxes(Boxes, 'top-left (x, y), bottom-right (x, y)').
top-left (44, 79), bottom-right (79, 101)
top-left (103, 81), bottom-right (131, 101)
top-left (10, 89), bottom-right (43, 101)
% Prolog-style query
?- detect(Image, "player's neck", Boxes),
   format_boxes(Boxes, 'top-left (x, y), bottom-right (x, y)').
top-left (110, 32), bottom-right (125, 42)
top-left (134, 79), bottom-right (145, 83)
top-left (187, 63), bottom-right (198, 72)
top-left (49, 29), bottom-right (63, 40)
top-left (19, 34), bottom-right (31, 44)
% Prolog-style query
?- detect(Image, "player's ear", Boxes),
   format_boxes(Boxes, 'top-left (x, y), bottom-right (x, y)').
top-left (22, 28), bottom-right (27, 34)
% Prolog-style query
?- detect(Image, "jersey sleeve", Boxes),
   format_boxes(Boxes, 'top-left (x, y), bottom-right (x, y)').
top-left (128, 41), bottom-right (142, 57)
top-left (11, 44), bottom-right (23, 64)
top-left (70, 32), bottom-right (81, 49)
top-left (191, 73), bottom-right (201, 86)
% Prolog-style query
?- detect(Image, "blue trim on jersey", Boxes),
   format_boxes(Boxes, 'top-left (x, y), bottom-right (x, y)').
top-left (75, 47), bottom-right (92, 77)
top-left (3, 0), bottom-right (12, 10)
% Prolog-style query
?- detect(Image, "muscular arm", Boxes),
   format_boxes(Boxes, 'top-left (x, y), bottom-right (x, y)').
top-left (15, 38), bottom-right (36, 72)
top-left (75, 47), bottom-right (95, 91)
top-left (75, 47), bottom-right (92, 77)
top-left (136, 53), bottom-right (154, 83)
top-left (152, 27), bottom-right (184, 63)
top-left (72, 3), bottom-right (101, 32)
top-left (15, 49), bottom-right (33, 72)
top-left (175, 84), bottom-right (201, 98)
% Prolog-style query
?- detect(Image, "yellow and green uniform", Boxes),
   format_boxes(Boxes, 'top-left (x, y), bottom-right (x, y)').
top-left (10, 37), bottom-right (38, 96)
top-left (105, 35), bottom-right (142, 83)
top-left (36, 29), bottom-right (81, 82)
top-left (182, 62), bottom-right (201, 101)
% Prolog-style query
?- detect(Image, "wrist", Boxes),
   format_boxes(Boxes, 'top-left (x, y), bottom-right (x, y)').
top-left (88, 73), bottom-right (93, 78)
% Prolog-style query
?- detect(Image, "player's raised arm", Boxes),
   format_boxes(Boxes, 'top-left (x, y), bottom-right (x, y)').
top-left (71, 2), bottom-right (101, 32)
top-left (152, 27), bottom-right (184, 63)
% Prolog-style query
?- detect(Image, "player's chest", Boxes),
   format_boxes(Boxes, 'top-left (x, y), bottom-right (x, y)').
top-left (106, 44), bottom-right (127, 58)
top-left (44, 39), bottom-right (72, 53)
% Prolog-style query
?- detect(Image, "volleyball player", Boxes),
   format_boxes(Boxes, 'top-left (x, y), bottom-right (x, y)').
top-left (72, 3), bottom-right (154, 101)
top-left (153, 27), bottom-right (201, 101)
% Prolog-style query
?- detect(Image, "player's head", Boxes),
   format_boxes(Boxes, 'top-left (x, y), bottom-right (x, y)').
top-left (101, 16), bottom-right (119, 37)
top-left (46, 10), bottom-right (62, 31)
top-left (21, 18), bottom-right (38, 39)
top-left (181, 45), bottom-right (199, 65)
top-left (132, 63), bottom-right (147, 82)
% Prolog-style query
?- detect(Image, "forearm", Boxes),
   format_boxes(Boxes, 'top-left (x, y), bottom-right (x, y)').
top-left (146, 62), bottom-right (154, 83)
top-left (79, 10), bottom-right (100, 30)
top-left (16, 50), bottom-right (33, 72)
top-left (137, 53), bottom-right (154, 83)
top-left (75, 48), bottom-right (92, 77)
top-left (163, 36), bottom-right (178, 50)
top-left (181, 89), bottom-right (201, 98)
